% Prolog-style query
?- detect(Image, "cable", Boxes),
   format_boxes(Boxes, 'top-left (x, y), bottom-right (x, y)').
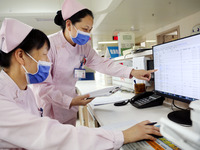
top-left (171, 99), bottom-right (190, 111)
top-left (120, 89), bottom-right (134, 93)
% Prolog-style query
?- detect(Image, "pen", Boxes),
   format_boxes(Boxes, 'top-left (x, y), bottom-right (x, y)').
top-left (134, 80), bottom-right (136, 84)
top-left (86, 97), bottom-right (94, 100)
top-left (146, 122), bottom-right (157, 126)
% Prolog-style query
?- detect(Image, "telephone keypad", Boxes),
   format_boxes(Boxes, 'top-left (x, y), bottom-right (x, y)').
top-left (130, 93), bottom-right (165, 108)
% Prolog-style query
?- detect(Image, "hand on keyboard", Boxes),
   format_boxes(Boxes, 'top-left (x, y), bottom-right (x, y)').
top-left (122, 120), bottom-right (162, 144)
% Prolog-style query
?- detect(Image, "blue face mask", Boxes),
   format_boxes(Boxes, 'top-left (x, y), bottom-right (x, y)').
top-left (22, 53), bottom-right (52, 84)
top-left (70, 26), bottom-right (90, 45)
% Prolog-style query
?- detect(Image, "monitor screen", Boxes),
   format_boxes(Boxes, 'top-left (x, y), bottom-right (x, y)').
top-left (153, 33), bottom-right (200, 104)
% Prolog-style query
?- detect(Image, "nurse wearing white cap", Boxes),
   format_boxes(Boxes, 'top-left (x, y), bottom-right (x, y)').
top-left (32, 0), bottom-right (157, 125)
top-left (0, 18), bottom-right (161, 150)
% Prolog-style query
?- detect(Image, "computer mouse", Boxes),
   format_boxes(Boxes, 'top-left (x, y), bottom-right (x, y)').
top-left (151, 134), bottom-right (163, 139)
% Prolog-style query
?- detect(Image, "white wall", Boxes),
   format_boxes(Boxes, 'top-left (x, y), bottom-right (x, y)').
top-left (136, 10), bottom-right (200, 44)
top-left (93, 10), bottom-right (200, 50)
top-left (92, 34), bottom-right (113, 50)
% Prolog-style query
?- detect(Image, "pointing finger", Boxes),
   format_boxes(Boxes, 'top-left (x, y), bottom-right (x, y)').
top-left (149, 69), bottom-right (158, 73)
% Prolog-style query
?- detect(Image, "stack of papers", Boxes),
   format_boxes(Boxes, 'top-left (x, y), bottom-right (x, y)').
top-left (83, 85), bottom-right (128, 106)
top-left (90, 92), bottom-right (128, 106)
top-left (85, 85), bottom-right (121, 98)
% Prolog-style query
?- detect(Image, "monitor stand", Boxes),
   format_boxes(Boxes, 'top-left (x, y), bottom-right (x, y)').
top-left (167, 110), bottom-right (192, 126)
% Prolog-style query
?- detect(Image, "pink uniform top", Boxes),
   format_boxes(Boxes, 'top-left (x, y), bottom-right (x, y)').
top-left (33, 31), bottom-right (133, 124)
top-left (0, 70), bottom-right (124, 150)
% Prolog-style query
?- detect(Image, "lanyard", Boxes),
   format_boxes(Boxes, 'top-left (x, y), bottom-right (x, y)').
top-left (38, 108), bottom-right (43, 117)
top-left (80, 56), bottom-right (87, 69)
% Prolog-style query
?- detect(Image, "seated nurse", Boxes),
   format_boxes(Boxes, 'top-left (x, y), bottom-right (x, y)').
top-left (0, 18), bottom-right (161, 150)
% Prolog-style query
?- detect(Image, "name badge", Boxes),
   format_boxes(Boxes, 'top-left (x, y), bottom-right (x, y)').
top-left (74, 68), bottom-right (86, 78)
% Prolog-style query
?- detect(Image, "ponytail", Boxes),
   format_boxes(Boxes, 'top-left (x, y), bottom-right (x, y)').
top-left (54, 10), bottom-right (64, 26)
top-left (54, 10), bottom-right (66, 32)
top-left (0, 50), bottom-right (13, 68)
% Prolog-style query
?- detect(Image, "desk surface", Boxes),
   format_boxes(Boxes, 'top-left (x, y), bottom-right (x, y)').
top-left (76, 81), bottom-right (194, 150)
top-left (76, 81), bottom-right (172, 127)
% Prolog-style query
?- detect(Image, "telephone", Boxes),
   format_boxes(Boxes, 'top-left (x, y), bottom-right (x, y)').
top-left (130, 91), bottom-right (165, 108)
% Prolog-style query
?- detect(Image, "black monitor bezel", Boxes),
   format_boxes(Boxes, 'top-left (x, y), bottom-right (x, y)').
top-left (152, 33), bottom-right (200, 104)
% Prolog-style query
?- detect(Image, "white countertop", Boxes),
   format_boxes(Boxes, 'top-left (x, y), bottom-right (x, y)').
top-left (76, 80), bottom-right (172, 127)
top-left (76, 81), bottom-right (196, 150)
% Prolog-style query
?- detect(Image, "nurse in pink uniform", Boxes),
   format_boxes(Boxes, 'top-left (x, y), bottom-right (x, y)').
top-left (33, 0), bottom-right (157, 125)
top-left (0, 18), bottom-right (161, 150)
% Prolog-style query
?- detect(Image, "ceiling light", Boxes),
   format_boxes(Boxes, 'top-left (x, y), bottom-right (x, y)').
top-left (98, 41), bottom-right (118, 44)
top-left (146, 40), bottom-right (156, 43)
top-left (130, 25), bottom-right (135, 31)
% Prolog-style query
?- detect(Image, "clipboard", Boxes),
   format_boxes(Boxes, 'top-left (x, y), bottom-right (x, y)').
top-left (85, 86), bottom-right (121, 98)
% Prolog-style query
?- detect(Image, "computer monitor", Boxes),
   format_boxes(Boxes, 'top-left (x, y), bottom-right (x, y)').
top-left (153, 33), bottom-right (200, 126)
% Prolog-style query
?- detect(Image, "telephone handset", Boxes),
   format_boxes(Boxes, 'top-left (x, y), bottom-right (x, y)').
top-left (130, 91), bottom-right (165, 108)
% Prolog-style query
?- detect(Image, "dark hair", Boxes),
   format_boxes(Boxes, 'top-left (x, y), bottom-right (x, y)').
top-left (0, 29), bottom-right (50, 68)
top-left (54, 9), bottom-right (94, 31)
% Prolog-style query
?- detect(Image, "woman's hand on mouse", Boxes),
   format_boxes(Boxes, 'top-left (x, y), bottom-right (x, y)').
top-left (122, 120), bottom-right (162, 144)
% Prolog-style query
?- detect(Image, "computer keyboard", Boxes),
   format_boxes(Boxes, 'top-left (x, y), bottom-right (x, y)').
top-left (121, 136), bottom-right (180, 150)
top-left (121, 140), bottom-right (151, 150)
top-left (121, 144), bottom-right (137, 150)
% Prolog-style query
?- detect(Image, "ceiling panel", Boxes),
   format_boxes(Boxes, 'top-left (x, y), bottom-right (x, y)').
top-left (94, 0), bottom-right (200, 37)
top-left (0, 0), bottom-right (200, 37)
